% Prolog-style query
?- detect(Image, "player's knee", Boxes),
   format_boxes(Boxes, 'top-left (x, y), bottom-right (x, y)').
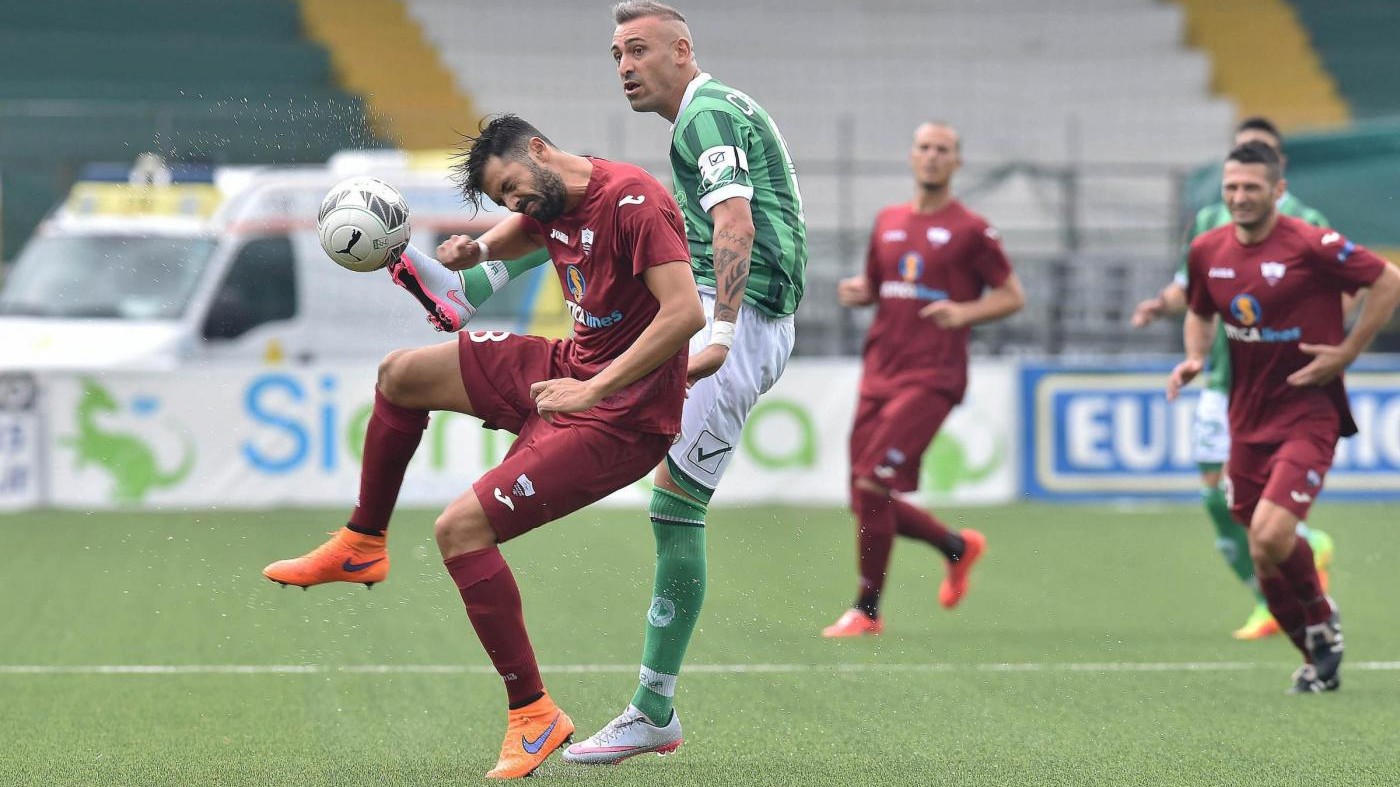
top-left (376, 349), bottom-right (415, 404)
top-left (434, 497), bottom-right (496, 556)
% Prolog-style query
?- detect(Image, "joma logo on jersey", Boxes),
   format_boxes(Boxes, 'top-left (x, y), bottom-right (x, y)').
top-left (550, 229), bottom-right (569, 244)
top-left (1224, 323), bottom-right (1302, 343)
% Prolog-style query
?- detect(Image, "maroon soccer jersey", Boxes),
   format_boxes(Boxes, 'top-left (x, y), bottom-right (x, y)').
top-left (517, 158), bottom-right (692, 434)
top-left (859, 201), bottom-right (1012, 401)
top-left (1186, 216), bottom-right (1388, 441)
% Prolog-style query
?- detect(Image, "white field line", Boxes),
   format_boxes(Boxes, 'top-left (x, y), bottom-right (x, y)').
top-left (3, 661), bottom-right (1400, 676)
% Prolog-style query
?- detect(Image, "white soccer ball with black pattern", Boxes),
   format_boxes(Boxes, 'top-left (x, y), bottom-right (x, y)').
top-left (317, 176), bottom-right (411, 272)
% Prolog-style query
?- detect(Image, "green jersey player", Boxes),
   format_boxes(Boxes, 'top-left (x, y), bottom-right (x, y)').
top-left (564, 1), bottom-right (808, 765)
top-left (1133, 116), bottom-right (1335, 640)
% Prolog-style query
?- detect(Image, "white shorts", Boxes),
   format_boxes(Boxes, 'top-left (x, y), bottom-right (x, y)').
top-left (1192, 387), bottom-right (1231, 466)
top-left (666, 291), bottom-right (795, 499)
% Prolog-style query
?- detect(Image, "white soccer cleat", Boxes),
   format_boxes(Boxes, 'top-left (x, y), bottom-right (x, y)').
top-left (387, 244), bottom-right (475, 332)
top-left (562, 705), bottom-right (683, 765)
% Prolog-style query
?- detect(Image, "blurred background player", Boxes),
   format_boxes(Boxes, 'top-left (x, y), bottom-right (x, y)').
top-left (1132, 117), bottom-right (1335, 641)
top-left (1169, 140), bottom-right (1400, 693)
top-left (562, 1), bottom-right (808, 765)
top-left (263, 114), bottom-right (702, 778)
top-left (822, 122), bottom-right (1024, 638)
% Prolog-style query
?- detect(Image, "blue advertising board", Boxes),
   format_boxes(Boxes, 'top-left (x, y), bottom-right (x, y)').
top-left (1022, 362), bottom-right (1400, 501)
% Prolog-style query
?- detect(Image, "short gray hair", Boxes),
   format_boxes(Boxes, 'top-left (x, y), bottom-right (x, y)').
top-left (612, 1), bottom-right (686, 24)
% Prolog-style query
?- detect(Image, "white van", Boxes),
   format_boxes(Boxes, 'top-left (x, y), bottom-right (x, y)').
top-left (0, 152), bottom-right (569, 370)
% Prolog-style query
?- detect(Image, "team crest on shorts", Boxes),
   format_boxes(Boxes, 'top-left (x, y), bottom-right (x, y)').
top-left (1306, 469), bottom-right (1322, 488)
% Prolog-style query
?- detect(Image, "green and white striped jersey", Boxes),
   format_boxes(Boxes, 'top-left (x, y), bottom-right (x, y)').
top-left (670, 73), bottom-right (807, 317)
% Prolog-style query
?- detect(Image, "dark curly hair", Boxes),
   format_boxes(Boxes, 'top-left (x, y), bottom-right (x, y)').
top-left (450, 113), bottom-right (554, 211)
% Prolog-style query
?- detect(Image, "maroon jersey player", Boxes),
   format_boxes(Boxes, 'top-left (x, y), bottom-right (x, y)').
top-left (263, 114), bottom-right (702, 777)
top-left (822, 122), bottom-right (1025, 638)
top-left (1170, 140), bottom-right (1400, 694)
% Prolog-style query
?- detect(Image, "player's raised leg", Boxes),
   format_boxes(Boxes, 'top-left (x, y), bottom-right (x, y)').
top-left (262, 341), bottom-right (475, 588)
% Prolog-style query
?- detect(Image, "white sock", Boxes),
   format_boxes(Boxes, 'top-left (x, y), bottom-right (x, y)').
top-left (403, 243), bottom-right (461, 297)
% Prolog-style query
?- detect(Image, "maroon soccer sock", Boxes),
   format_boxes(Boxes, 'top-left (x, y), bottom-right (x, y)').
top-left (444, 546), bottom-right (545, 707)
top-left (1257, 569), bottom-right (1309, 658)
top-left (853, 486), bottom-right (897, 617)
top-left (891, 499), bottom-right (966, 561)
top-left (346, 390), bottom-right (428, 536)
top-left (1276, 536), bottom-right (1332, 626)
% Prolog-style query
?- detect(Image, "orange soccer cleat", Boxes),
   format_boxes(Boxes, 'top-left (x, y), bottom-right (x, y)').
top-left (939, 528), bottom-right (987, 609)
top-left (486, 693), bottom-right (575, 779)
top-left (262, 527), bottom-right (389, 589)
top-left (821, 608), bottom-right (884, 638)
top-left (1232, 603), bottom-right (1281, 640)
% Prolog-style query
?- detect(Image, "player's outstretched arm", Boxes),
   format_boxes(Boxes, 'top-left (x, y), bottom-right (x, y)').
top-left (1290, 262), bottom-right (1400, 387)
top-left (437, 213), bottom-right (544, 271)
top-left (1132, 282), bottom-right (1188, 327)
top-left (1168, 309), bottom-right (1213, 400)
top-left (530, 260), bottom-right (705, 420)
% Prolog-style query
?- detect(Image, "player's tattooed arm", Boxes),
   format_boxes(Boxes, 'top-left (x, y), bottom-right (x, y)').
top-left (710, 199), bottom-right (755, 323)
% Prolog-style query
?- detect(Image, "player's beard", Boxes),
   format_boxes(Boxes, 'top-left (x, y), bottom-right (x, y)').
top-left (526, 161), bottom-right (568, 223)
top-left (1232, 203), bottom-right (1273, 233)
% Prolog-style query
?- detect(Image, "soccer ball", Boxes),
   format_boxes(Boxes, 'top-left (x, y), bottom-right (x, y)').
top-left (317, 176), bottom-right (411, 272)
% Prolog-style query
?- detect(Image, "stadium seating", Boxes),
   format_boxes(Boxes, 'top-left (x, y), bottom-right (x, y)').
top-left (406, 0), bottom-right (1234, 353)
top-left (0, 0), bottom-right (376, 260)
top-left (1291, 0), bottom-right (1400, 120)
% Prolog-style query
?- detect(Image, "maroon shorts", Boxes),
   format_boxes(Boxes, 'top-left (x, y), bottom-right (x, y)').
top-left (848, 387), bottom-right (956, 493)
top-left (1227, 429), bottom-right (1338, 525)
top-left (457, 331), bottom-right (671, 542)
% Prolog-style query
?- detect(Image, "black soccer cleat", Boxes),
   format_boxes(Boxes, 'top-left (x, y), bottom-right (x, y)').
top-left (1304, 607), bottom-right (1344, 689)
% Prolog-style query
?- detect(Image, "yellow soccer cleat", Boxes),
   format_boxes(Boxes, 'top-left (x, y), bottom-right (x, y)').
top-left (262, 527), bottom-right (388, 589)
top-left (485, 693), bottom-right (575, 779)
top-left (821, 609), bottom-right (884, 638)
top-left (1232, 603), bottom-right (1281, 640)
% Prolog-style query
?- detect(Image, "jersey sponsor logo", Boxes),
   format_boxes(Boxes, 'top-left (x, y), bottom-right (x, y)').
top-left (1224, 323), bottom-right (1302, 343)
top-left (1208, 267), bottom-right (1236, 279)
top-left (882, 229), bottom-right (907, 243)
top-left (899, 251), bottom-right (924, 282)
top-left (879, 280), bottom-right (948, 302)
top-left (1230, 294), bottom-right (1262, 326)
top-left (927, 227), bottom-right (952, 246)
top-left (565, 265), bottom-right (586, 300)
top-left (566, 301), bottom-right (626, 329)
top-left (617, 194), bottom-right (646, 207)
top-left (1260, 261), bottom-right (1286, 286)
top-left (687, 429), bottom-right (733, 474)
top-left (581, 228), bottom-right (595, 256)
top-left (550, 228), bottom-right (569, 244)
top-left (697, 145), bottom-right (748, 193)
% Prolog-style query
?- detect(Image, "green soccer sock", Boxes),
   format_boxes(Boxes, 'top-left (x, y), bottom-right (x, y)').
top-left (1202, 482), bottom-right (1264, 603)
top-left (632, 487), bottom-right (707, 725)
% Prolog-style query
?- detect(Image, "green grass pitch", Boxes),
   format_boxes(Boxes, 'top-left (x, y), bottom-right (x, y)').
top-left (6, 503), bottom-right (1398, 786)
